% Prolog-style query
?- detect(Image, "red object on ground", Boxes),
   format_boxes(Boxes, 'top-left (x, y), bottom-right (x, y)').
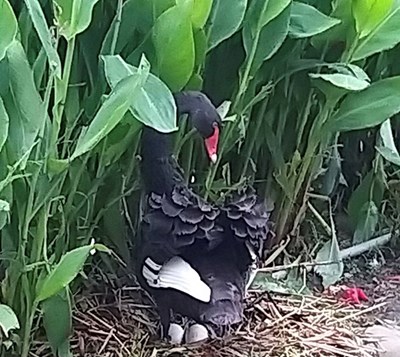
top-left (340, 287), bottom-right (368, 305)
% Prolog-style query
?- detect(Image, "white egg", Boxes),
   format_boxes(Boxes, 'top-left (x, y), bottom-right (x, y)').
top-left (185, 323), bottom-right (208, 344)
top-left (168, 323), bottom-right (184, 345)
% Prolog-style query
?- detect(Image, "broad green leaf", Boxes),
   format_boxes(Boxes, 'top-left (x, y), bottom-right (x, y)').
top-left (377, 119), bottom-right (400, 166)
top-left (377, 146), bottom-right (400, 166)
top-left (23, 0), bottom-right (62, 77)
top-left (36, 245), bottom-right (94, 302)
top-left (0, 97), bottom-right (9, 153)
top-left (321, 145), bottom-right (342, 196)
top-left (352, 0), bottom-right (393, 38)
top-left (315, 236), bottom-right (344, 288)
top-left (191, 0), bottom-right (213, 29)
top-left (42, 290), bottom-right (72, 356)
top-left (347, 169), bottom-right (385, 228)
top-left (243, 5), bottom-right (291, 74)
top-left (289, 2), bottom-right (341, 39)
top-left (0, 304), bottom-right (19, 337)
top-left (245, 0), bottom-right (291, 35)
top-left (328, 76), bottom-right (400, 132)
top-left (101, 0), bottom-right (176, 55)
top-left (102, 55), bottom-right (177, 133)
top-left (33, 47), bottom-right (48, 88)
top-left (352, 4), bottom-right (400, 61)
top-left (315, 216), bottom-right (343, 288)
top-left (186, 73), bottom-right (203, 90)
top-left (0, 0), bottom-right (18, 62)
top-left (53, 0), bottom-right (100, 40)
top-left (353, 200), bottom-right (379, 244)
top-left (346, 64), bottom-right (371, 82)
top-left (207, 0), bottom-right (248, 50)
top-left (6, 41), bottom-right (46, 164)
top-left (309, 73), bottom-right (369, 91)
top-left (311, 0), bottom-right (354, 49)
top-left (101, 0), bottom-right (137, 55)
top-left (47, 158), bottom-right (68, 174)
top-left (260, 0), bottom-right (292, 28)
top-left (70, 58), bottom-right (148, 161)
top-left (153, 4), bottom-right (195, 91)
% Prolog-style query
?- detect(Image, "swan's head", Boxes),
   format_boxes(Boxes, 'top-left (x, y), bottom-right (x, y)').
top-left (174, 91), bottom-right (221, 164)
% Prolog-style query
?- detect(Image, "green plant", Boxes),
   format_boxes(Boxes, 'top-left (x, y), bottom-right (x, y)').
top-left (0, 1), bottom-right (177, 355)
top-left (2, 0), bottom-right (400, 355)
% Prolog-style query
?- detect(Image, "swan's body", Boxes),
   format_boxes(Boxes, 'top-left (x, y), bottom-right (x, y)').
top-left (135, 92), bottom-right (272, 343)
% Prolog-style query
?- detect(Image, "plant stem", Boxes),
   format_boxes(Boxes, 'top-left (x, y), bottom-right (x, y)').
top-left (21, 300), bottom-right (38, 357)
top-left (240, 98), bottom-right (268, 180)
top-left (233, 1), bottom-right (269, 112)
top-left (50, 37), bottom-right (76, 159)
top-left (110, 0), bottom-right (123, 55)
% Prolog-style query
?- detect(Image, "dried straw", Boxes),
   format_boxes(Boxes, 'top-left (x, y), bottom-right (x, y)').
top-left (31, 273), bottom-right (381, 357)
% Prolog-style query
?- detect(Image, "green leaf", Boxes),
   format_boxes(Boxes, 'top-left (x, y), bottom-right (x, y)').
top-left (47, 158), bottom-right (69, 175)
top-left (243, 4), bottom-right (291, 74)
top-left (53, 0), bottom-right (100, 40)
top-left (260, 0), bottom-right (292, 28)
top-left (0, 0), bottom-right (18, 62)
top-left (0, 304), bottom-right (20, 337)
top-left (93, 243), bottom-right (111, 254)
top-left (153, 4), bottom-right (195, 91)
top-left (327, 76), bottom-right (400, 133)
top-left (347, 169), bottom-right (385, 228)
top-left (5, 41), bottom-right (46, 164)
top-left (311, 0), bottom-right (355, 48)
top-left (0, 200), bottom-right (10, 213)
top-left (194, 28), bottom-right (207, 67)
top-left (353, 200), bottom-right (379, 244)
top-left (70, 57), bottom-right (148, 161)
top-left (0, 189), bottom-right (11, 232)
top-left (42, 290), bottom-right (72, 356)
top-left (352, 0), bottom-right (393, 38)
top-left (0, 96), bottom-right (9, 154)
top-left (102, 55), bottom-right (177, 133)
top-left (377, 119), bottom-right (400, 166)
top-left (377, 146), bottom-right (400, 166)
top-left (207, 0), bottom-right (248, 50)
top-left (36, 245), bottom-right (93, 302)
top-left (352, 4), bottom-right (400, 61)
top-left (289, 2), bottom-right (341, 39)
top-left (251, 270), bottom-right (310, 295)
top-left (102, 113), bottom-right (141, 166)
top-left (315, 233), bottom-right (343, 288)
top-left (309, 73), bottom-right (370, 91)
top-left (191, 0), bottom-right (213, 29)
top-left (321, 145), bottom-right (342, 196)
top-left (23, 0), bottom-right (62, 77)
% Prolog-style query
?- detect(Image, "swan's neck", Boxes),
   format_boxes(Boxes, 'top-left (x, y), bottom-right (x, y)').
top-left (141, 127), bottom-right (183, 195)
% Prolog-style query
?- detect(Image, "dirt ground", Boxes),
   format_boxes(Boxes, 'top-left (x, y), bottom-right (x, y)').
top-left (342, 248), bottom-right (400, 326)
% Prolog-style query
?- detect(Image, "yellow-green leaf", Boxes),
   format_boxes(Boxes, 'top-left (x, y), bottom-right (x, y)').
top-left (0, 0), bottom-right (18, 61)
top-left (352, 0), bottom-right (393, 38)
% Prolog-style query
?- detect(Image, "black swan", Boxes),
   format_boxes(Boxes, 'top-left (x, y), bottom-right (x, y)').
top-left (136, 91), bottom-right (272, 343)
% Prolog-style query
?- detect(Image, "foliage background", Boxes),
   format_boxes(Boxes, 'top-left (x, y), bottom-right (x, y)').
top-left (0, 0), bottom-right (400, 356)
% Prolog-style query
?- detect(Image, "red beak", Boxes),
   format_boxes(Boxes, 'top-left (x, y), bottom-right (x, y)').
top-left (204, 126), bottom-right (219, 164)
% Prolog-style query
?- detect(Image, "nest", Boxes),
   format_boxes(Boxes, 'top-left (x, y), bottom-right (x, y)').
top-left (31, 273), bottom-right (382, 357)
